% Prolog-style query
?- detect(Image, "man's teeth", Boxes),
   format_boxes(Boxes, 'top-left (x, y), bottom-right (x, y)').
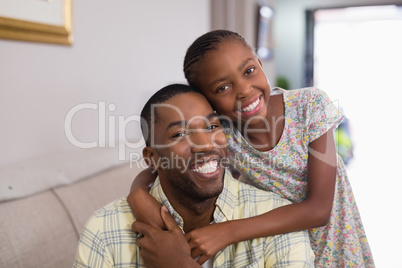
top-left (240, 97), bottom-right (260, 112)
top-left (192, 160), bottom-right (218, 174)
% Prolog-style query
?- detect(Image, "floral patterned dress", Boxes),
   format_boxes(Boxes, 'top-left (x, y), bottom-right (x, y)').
top-left (222, 87), bottom-right (374, 267)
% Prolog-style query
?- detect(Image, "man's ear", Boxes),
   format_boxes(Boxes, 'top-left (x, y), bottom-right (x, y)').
top-left (143, 147), bottom-right (158, 170)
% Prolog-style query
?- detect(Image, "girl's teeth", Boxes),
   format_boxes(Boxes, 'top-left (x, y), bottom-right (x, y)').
top-left (192, 161), bottom-right (218, 174)
top-left (241, 98), bottom-right (260, 112)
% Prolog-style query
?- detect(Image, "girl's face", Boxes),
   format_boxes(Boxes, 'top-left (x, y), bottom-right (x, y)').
top-left (194, 40), bottom-right (271, 124)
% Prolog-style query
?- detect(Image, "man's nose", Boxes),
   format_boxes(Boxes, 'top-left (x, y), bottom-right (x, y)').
top-left (190, 131), bottom-right (215, 153)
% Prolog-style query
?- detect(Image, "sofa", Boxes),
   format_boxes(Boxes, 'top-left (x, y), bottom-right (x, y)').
top-left (0, 147), bottom-right (145, 268)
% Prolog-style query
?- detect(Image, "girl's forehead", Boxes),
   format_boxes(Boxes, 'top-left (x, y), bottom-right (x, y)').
top-left (191, 40), bottom-right (256, 89)
top-left (199, 41), bottom-right (255, 70)
top-left (205, 41), bottom-right (253, 61)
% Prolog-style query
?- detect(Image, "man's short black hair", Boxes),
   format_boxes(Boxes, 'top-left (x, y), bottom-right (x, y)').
top-left (140, 84), bottom-right (201, 146)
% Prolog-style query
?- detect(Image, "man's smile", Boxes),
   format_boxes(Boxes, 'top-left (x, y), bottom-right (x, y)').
top-left (191, 159), bottom-right (219, 174)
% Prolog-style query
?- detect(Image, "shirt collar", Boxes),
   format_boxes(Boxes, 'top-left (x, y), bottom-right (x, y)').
top-left (149, 169), bottom-right (237, 230)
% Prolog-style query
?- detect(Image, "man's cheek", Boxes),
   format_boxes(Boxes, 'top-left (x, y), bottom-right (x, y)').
top-left (171, 154), bottom-right (189, 171)
top-left (215, 133), bottom-right (228, 148)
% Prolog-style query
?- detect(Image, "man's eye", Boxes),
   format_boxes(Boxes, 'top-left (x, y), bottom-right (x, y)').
top-left (207, 124), bottom-right (220, 131)
top-left (216, 85), bottom-right (229, 93)
top-left (245, 67), bottom-right (255, 76)
top-left (172, 132), bottom-right (187, 138)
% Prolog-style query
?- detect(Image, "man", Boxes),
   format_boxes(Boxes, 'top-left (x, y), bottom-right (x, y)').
top-left (73, 84), bottom-right (314, 267)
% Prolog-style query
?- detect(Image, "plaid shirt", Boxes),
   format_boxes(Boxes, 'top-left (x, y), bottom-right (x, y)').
top-left (74, 171), bottom-right (315, 267)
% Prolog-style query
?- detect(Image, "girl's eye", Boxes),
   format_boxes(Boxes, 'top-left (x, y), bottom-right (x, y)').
top-left (245, 67), bottom-right (255, 76)
top-left (216, 85), bottom-right (229, 93)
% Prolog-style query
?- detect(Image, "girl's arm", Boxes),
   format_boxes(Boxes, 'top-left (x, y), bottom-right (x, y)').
top-left (127, 167), bottom-right (164, 229)
top-left (186, 129), bottom-right (337, 265)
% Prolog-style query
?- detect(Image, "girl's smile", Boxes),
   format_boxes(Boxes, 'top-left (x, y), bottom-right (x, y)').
top-left (237, 94), bottom-right (263, 117)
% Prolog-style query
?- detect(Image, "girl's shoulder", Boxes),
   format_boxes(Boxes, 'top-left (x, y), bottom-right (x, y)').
top-left (284, 87), bottom-right (344, 142)
top-left (280, 86), bottom-right (328, 101)
top-left (281, 87), bottom-right (335, 113)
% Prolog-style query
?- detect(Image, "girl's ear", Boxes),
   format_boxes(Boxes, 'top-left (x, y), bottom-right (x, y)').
top-left (142, 147), bottom-right (158, 170)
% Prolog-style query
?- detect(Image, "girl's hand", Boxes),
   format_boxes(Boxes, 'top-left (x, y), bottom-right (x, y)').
top-left (133, 207), bottom-right (200, 268)
top-left (185, 221), bottom-right (234, 265)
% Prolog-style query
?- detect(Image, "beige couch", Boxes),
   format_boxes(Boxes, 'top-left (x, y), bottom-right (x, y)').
top-left (0, 147), bottom-right (144, 268)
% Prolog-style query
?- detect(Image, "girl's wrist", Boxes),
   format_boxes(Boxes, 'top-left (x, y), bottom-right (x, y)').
top-left (228, 219), bottom-right (255, 244)
top-left (225, 220), bottom-right (241, 244)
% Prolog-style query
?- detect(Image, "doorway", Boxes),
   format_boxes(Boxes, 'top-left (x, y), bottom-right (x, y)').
top-left (307, 5), bottom-right (402, 267)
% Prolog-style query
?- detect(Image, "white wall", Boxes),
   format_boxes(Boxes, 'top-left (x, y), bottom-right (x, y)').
top-left (274, 0), bottom-right (402, 89)
top-left (0, 0), bottom-right (210, 167)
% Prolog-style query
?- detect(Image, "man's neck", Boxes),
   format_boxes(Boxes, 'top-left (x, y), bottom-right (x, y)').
top-left (167, 194), bottom-right (217, 233)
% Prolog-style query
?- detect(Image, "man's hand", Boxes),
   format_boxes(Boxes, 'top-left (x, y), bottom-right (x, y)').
top-left (132, 206), bottom-right (201, 268)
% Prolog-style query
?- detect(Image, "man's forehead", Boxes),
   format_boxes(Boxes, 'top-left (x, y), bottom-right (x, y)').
top-left (157, 93), bottom-right (214, 123)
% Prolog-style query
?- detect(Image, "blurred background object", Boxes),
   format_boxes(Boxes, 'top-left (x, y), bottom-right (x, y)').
top-left (275, 75), bottom-right (291, 90)
top-left (335, 116), bottom-right (354, 165)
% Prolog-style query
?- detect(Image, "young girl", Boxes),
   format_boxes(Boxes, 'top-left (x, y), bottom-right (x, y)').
top-left (129, 30), bottom-right (374, 267)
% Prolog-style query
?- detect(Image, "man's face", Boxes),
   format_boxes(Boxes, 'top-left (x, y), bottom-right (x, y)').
top-left (144, 92), bottom-right (227, 202)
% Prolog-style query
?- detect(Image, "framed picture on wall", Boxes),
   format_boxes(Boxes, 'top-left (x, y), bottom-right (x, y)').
top-left (0, 0), bottom-right (72, 45)
top-left (256, 4), bottom-right (274, 60)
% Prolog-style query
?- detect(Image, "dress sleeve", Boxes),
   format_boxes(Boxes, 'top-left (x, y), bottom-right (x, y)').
top-left (305, 88), bottom-right (344, 143)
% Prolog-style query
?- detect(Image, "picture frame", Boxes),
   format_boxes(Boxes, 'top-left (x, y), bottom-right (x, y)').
top-left (0, 0), bottom-right (72, 45)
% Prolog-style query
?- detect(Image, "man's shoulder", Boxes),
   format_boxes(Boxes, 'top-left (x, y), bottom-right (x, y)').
top-left (238, 179), bottom-right (290, 204)
top-left (220, 174), bottom-right (315, 266)
top-left (84, 197), bottom-right (134, 231)
top-left (93, 197), bottom-right (131, 216)
top-left (224, 172), bottom-right (291, 212)
top-left (76, 197), bottom-right (140, 267)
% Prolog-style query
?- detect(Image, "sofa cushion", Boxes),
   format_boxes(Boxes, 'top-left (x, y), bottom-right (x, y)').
top-left (54, 163), bottom-right (144, 234)
top-left (0, 190), bottom-right (78, 268)
top-left (0, 146), bottom-right (143, 202)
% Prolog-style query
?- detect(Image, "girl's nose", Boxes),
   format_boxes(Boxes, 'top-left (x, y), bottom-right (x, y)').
top-left (235, 82), bottom-right (253, 99)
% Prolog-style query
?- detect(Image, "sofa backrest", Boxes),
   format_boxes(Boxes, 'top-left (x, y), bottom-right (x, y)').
top-left (0, 162), bottom-right (144, 268)
top-left (0, 190), bottom-right (78, 268)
